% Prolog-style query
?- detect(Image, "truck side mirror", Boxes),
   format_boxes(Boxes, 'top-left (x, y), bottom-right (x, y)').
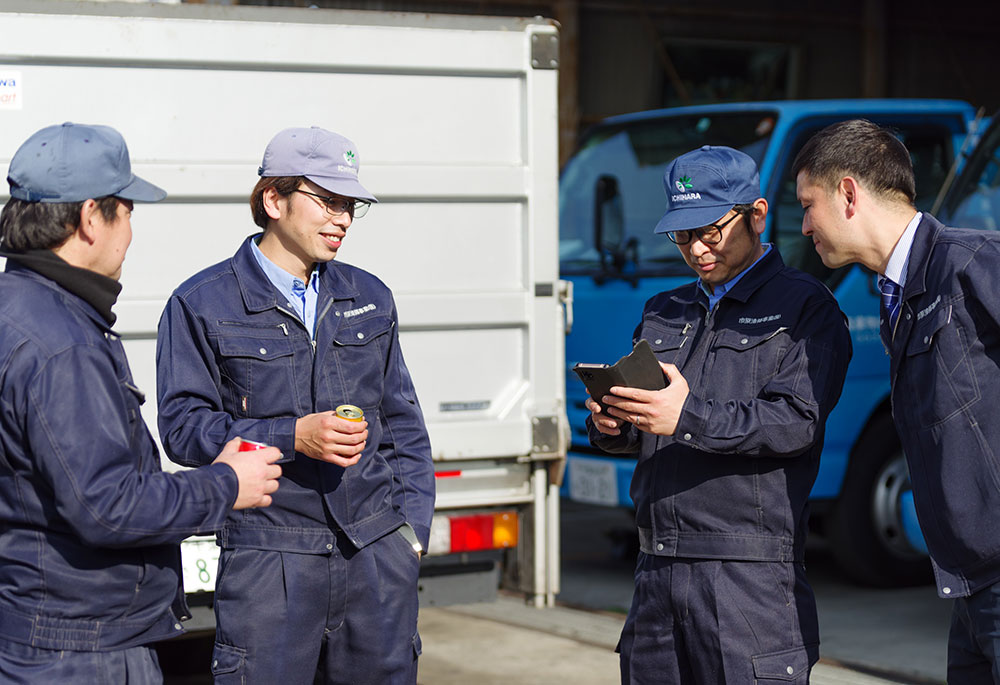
top-left (595, 175), bottom-right (624, 258)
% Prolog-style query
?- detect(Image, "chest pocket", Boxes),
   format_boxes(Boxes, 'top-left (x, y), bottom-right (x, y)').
top-left (902, 305), bottom-right (979, 425)
top-left (332, 315), bottom-right (393, 349)
top-left (119, 380), bottom-right (158, 470)
top-left (639, 321), bottom-right (690, 366)
top-left (328, 315), bottom-right (394, 408)
top-left (217, 335), bottom-right (296, 417)
top-left (711, 326), bottom-right (788, 391)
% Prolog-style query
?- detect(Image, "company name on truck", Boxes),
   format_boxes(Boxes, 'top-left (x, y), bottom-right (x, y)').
top-left (0, 72), bottom-right (21, 110)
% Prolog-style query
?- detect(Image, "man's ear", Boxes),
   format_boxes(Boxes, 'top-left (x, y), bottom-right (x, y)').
top-left (750, 198), bottom-right (768, 236)
top-left (838, 177), bottom-right (861, 218)
top-left (262, 187), bottom-right (286, 221)
top-left (75, 199), bottom-right (101, 245)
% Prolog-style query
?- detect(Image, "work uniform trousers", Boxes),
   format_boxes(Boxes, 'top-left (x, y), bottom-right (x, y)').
top-left (210, 527), bottom-right (421, 684)
top-left (618, 555), bottom-right (820, 684)
top-left (948, 579), bottom-right (1000, 684)
top-left (0, 641), bottom-right (162, 684)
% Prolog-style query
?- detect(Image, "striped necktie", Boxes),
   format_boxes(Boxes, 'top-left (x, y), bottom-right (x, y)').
top-left (879, 276), bottom-right (902, 330)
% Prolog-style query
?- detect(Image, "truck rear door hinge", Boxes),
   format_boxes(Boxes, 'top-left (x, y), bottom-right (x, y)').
top-left (531, 415), bottom-right (561, 456)
top-left (530, 32), bottom-right (559, 70)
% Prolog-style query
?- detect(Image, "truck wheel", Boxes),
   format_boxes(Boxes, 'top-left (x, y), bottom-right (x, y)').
top-left (826, 413), bottom-right (932, 587)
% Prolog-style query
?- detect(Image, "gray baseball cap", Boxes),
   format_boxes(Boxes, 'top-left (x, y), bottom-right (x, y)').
top-left (7, 122), bottom-right (166, 203)
top-left (258, 126), bottom-right (377, 203)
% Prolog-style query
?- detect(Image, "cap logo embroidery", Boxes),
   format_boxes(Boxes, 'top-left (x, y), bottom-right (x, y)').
top-left (671, 175), bottom-right (701, 202)
top-left (343, 150), bottom-right (356, 166)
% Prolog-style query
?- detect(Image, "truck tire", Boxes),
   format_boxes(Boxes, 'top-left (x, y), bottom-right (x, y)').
top-left (826, 413), bottom-right (932, 587)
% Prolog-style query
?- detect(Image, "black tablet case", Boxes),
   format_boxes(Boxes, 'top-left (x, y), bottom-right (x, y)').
top-left (572, 339), bottom-right (667, 413)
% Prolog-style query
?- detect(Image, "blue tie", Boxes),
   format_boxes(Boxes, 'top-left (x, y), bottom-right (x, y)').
top-left (879, 276), bottom-right (902, 330)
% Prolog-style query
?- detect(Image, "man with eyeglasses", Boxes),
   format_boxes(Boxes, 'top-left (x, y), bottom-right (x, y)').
top-left (155, 126), bottom-right (434, 684)
top-left (585, 145), bottom-right (852, 683)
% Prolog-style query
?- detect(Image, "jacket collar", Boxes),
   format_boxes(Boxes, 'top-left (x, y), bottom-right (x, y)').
top-left (884, 213), bottom-right (947, 376)
top-left (670, 245), bottom-right (784, 307)
top-left (899, 212), bottom-right (945, 303)
top-left (1, 248), bottom-right (120, 327)
top-left (230, 234), bottom-right (360, 314)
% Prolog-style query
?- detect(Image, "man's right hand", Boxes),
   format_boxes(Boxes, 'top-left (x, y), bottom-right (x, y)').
top-left (586, 396), bottom-right (624, 436)
top-left (213, 437), bottom-right (282, 510)
top-left (294, 412), bottom-right (368, 467)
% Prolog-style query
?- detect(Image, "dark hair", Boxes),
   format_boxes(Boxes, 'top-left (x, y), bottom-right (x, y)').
top-left (249, 176), bottom-right (304, 229)
top-left (0, 196), bottom-right (120, 251)
top-left (792, 119), bottom-right (915, 206)
top-left (732, 202), bottom-right (757, 236)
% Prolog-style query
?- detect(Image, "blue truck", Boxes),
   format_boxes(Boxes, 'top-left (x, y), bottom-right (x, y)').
top-left (560, 99), bottom-right (982, 586)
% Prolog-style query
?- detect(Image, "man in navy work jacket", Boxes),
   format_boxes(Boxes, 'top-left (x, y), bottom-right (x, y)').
top-left (795, 119), bottom-right (1000, 683)
top-left (156, 126), bottom-right (435, 684)
top-left (587, 145), bottom-right (852, 684)
top-left (0, 122), bottom-right (282, 683)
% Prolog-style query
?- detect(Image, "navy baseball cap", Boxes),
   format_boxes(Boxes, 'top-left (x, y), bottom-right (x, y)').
top-left (654, 145), bottom-right (760, 234)
top-left (7, 122), bottom-right (166, 203)
top-left (258, 126), bottom-right (377, 203)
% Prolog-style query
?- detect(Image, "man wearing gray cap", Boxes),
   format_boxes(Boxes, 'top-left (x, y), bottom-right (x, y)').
top-left (0, 122), bottom-right (282, 683)
top-left (585, 145), bottom-right (851, 683)
top-left (156, 126), bottom-right (434, 683)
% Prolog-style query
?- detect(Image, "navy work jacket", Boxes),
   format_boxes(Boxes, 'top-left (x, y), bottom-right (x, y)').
top-left (589, 249), bottom-right (851, 562)
top-left (156, 236), bottom-right (435, 553)
top-left (0, 263), bottom-right (237, 651)
top-left (885, 214), bottom-right (1000, 598)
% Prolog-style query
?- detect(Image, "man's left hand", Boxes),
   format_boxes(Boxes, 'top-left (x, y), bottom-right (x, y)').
top-left (603, 362), bottom-right (689, 436)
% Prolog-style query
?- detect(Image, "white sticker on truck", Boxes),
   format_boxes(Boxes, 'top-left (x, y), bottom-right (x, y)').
top-left (0, 72), bottom-right (22, 110)
top-left (569, 457), bottom-right (619, 507)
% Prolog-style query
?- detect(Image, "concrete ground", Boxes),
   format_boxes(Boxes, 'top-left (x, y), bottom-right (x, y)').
top-left (417, 595), bottom-right (926, 685)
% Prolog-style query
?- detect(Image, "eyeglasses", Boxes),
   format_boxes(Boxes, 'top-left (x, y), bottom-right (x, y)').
top-left (666, 211), bottom-right (743, 245)
top-left (294, 189), bottom-right (370, 218)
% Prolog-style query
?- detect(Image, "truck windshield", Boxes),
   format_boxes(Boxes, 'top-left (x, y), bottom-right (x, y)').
top-left (560, 111), bottom-right (776, 274)
top-left (941, 121), bottom-right (1000, 231)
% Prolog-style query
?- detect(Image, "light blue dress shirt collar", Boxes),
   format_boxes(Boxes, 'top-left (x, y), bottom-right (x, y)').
top-left (700, 242), bottom-right (773, 311)
top-left (250, 236), bottom-right (321, 338)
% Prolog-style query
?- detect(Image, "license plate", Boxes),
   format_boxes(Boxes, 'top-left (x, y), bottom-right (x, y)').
top-left (181, 537), bottom-right (220, 594)
top-left (568, 457), bottom-right (619, 506)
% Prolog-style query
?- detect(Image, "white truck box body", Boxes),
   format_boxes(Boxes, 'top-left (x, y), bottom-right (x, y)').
top-left (0, 0), bottom-right (565, 610)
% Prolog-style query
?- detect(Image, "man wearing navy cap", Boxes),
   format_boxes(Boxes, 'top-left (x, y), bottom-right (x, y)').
top-left (586, 145), bottom-right (852, 683)
top-left (0, 123), bottom-right (282, 683)
top-left (156, 127), bottom-right (434, 683)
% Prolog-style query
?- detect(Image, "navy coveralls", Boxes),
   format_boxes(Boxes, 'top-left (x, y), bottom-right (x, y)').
top-left (156, 236), bottom-right (435, 684)
top-left (0, 258), bottom-right (238, 681)
top-left (589, 249), bottom-right (851, 684)
top-left (884, 214), bottom-right (1000, 683)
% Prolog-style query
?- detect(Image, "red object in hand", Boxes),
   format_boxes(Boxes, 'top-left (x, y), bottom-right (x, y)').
top-left (237, 438), bottom-right (269, 452)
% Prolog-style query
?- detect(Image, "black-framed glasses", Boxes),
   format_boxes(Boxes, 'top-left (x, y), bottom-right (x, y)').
top-left (666, 211), bottom-right (743, 245)
top-left (294, 189), bottom-right (370, 218)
